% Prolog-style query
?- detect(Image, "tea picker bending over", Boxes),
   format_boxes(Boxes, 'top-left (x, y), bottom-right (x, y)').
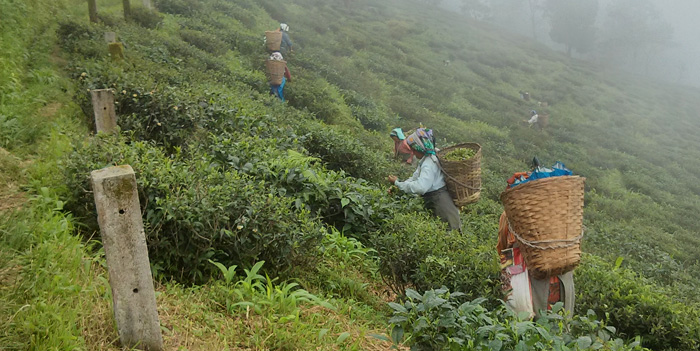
top-left (387, 128), bottom-right (462, 232)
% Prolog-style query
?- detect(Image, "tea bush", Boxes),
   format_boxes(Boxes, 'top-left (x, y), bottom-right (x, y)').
top-left (155, 0), bottom-right (204, 16)
top-left (295, 120), bottom-right (389, 182)
top-left (576, 254), bottom-right (700, 350)
top-left (203, 133), bottom-right (421, 241)
top-left (63, 134), bottom-right (324, 282)
top-left (56, 21), bottom-right (105, 59)
top-left (342, 89), bottom-right (396, 131)
top-left (179, 29), bottom-right (228, 56)
top-left (389, 288), bottom-right (646, 351)
top-left (372, 213), bottom-right (501, 303)
top-left (129, 6), bottom-right (164, 29)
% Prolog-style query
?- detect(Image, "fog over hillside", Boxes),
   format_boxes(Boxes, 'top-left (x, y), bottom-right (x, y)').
top-left (440, 0), bottom-right (700, 88)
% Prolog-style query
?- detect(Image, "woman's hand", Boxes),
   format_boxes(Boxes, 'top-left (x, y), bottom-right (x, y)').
top-left (387, 175), bottom-right (398, 184)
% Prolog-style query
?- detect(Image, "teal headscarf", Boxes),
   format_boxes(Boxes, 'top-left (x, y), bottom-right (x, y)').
top-left (389, 128), bottom-right (406, 140)
top-left (405, 128), bottom-right (436, 155)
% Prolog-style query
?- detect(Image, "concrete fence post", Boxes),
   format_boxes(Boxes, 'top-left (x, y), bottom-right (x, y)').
top-left (105, 31), bottom-right (117, 43)
top-left (90, 89), bottom-right (117, 134)
top-left (88, 0), bottom-right (98, 23)
top-left (91, 165), bottom-right (164, 351)
top-left (142, 0), bottom-right (153, 10)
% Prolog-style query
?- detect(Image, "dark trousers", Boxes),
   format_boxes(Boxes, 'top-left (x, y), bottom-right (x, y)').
top-left (423, 187), bottom-right (462, 232)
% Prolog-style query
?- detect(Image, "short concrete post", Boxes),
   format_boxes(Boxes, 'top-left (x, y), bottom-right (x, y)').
top-left (108, 42), bottom-right (126, 61)
top-left (105, 32), bottom-right (117, 43)
top-left (90, 89), bottom-right (117, 134)
top-left (91, 165), bottom-right (164, 351)
top-left (142, 0), bottom-right (153, 10)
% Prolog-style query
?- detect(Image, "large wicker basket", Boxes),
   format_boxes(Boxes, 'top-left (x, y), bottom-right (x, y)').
top-left (437, 143), bottom-right (482, 207)
top-left (500, 176), bottom-right (585, 279)
top-left (538, 113), bottom-right (549, 128)
top-left (265, 60), bottom-right (286, 85)
top-left (265, 31), bottom-right (282, 51)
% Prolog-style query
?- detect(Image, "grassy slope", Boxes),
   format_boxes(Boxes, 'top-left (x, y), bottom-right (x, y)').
top-left (2, 0), bottom-right (700, 349)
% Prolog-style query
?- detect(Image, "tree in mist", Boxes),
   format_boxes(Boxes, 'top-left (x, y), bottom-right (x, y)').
top-left (545, 0), bottom-right (599, 56)
top-left (600, 0), bottom-right (673, 70)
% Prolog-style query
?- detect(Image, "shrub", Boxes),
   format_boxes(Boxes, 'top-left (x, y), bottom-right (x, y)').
top-left (63, 134), bottom-right (324, 282)
top-left (285, 71), bottom-right (357, 127)
top-left (372, 213), bottom-right (501, 303)
top-left (576, 254), bottom-right (700, 350)
top-left (155, 0), bottom-right (204, 15)
top-left (129, 6), bottom-right (164, 29)
top-left (342, 89), bottom-right (396, 131)
top-left (179, 29), bottom-right (228, 56)
top-left (295, 120), bottom-right (388, 182)
top-left (388, 288), bottom-right (646, 351)
top-left (204, 135), bottom-right (422, 241)
top-left (57, 21), bottom-right (105, 59)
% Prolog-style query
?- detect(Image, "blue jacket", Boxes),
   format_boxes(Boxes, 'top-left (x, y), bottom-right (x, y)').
top-left (281, 31), bottom-right (293, 51)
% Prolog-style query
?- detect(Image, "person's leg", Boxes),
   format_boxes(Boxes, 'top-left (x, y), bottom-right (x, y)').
top-left (529, 275), bottom-right (549, 316)
top-left (278, 77), bottom-right (286, 102)
top-left (270, 84), bottom-right (280, 98)
top-left (559, 271), bottom-right (575, 314)
top-left (432, 189), bottom-right (462, 232)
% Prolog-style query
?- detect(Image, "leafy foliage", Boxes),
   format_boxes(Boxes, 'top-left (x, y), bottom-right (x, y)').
top-left (63, 134), bottom-right (325, 282)
top-left (373, 212), bottom-right (501, 302)
top-left (388, 288), bottom-right (646, 351)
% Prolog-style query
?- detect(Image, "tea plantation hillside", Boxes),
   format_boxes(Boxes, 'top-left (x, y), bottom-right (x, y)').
top-left (1, 0), bottom-right (700, 349)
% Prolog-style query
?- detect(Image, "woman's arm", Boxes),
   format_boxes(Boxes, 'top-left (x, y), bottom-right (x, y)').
top-left (395, 158), bottom-right (436, 195)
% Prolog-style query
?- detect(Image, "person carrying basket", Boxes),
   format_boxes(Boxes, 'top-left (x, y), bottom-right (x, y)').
top-left (267, 52), bottom-right (291, 101)
top-left (387, 128), bottom-right (462, 232)
top-left (498, 158), bottom-right (583, 317)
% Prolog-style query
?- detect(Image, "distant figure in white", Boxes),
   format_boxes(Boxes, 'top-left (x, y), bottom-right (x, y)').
top-left (526, 110), bottom-right (538, 126)
top-left (443, 59), bottom-right (450, 66)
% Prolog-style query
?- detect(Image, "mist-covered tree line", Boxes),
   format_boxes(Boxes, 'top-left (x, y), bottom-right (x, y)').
top-left (434, 0), bottom-right (677, 80)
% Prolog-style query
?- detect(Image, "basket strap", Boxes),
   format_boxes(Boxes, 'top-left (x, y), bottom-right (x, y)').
top-left (435, 157), bottom-right (482, 191)
top-left (508, 220), bottom-right (584, 250)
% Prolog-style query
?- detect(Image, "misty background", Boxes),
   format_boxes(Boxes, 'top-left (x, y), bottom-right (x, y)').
top-left (437, 0), bottom-right (700, 88)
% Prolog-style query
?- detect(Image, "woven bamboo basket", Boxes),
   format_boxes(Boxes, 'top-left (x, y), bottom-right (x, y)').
top-left (437, 143), bottom-right (482, 207)
top-left (265, 60), bottom-right (286, 85)
top-left (500, 176), bottom-right (585, 279)
top-left (265, 31), bottom-right (282, 51)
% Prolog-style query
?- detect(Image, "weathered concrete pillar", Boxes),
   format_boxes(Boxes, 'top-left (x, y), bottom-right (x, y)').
top-left (88, 0), bottom-right (98, 23)
top-left (90, 89), bottom-right (117, 134)
top-left (123, 0), bottom-right (131, 19)
top-left (105, 32), bottom-right (117, 43)
top-left (91, 165), bottom-right (164, 351)
top-left (108, 42), bottom-right (125, 61)
top-left (142, 0), bottom-right (153, 10)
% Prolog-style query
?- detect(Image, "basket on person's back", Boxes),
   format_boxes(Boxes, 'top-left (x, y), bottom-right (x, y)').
top-left (265, 31), bottom-right (282, 51)
top-left (265, 59), bottom-right (286, 85)
top-left (500, 175), bottom-right (585, 279)
top-left (437, 143), bottom-right (482, 207)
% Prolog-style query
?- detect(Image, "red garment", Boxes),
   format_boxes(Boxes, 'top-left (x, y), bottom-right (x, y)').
top-left (498, 211), bottom-right (562, 310)
top-left (506, 172), bottom-right (529, 189)
top-left (284, 66), bottom-right (291, 81)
